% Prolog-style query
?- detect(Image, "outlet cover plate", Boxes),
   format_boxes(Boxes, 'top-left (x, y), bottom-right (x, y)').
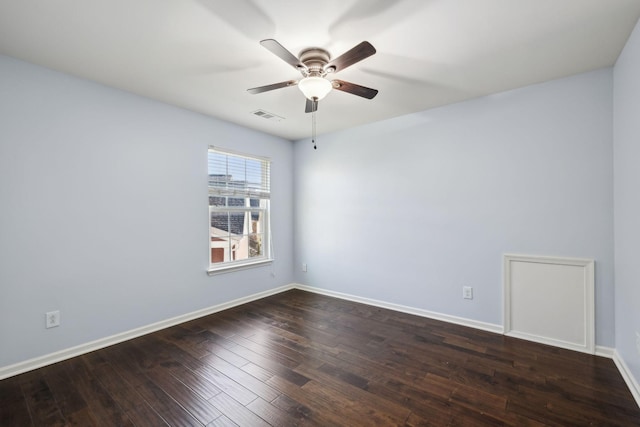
top-left (46, 310), bottom-right (60, 328)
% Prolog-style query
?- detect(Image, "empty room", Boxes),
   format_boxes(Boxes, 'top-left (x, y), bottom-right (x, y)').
top-left (1, 1), bottom-right (640, 425)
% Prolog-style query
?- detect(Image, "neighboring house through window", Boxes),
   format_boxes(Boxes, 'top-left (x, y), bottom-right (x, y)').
top-left (208, 147), bottom-right (271, 273)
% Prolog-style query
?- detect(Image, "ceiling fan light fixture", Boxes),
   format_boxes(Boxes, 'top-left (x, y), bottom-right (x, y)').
top-left (298, 76), bottom-right (332, 101)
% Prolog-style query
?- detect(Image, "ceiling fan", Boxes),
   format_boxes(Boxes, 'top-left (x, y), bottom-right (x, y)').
top-left (247, 39), bottom-right (378, 113)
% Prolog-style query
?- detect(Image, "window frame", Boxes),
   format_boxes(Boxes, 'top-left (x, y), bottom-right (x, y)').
top-left (207, 146), bottom-right (272, 275)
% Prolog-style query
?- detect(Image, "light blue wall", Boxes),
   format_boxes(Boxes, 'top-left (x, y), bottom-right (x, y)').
top-left (0, 49), bottom-right (629, 372)
top-left (294, 69), bottom-right (615, 346)
top-left (0, 55), bottom-right (294, 367)
top-left (614, 17), bottom-right (640, 389)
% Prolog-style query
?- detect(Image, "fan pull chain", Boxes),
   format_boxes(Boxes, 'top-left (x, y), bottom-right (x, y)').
top-left (311, 98), bottom-right (317, 150)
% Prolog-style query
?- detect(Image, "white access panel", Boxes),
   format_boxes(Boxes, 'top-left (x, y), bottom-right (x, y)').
top-left (503, 254), bottom-right (595, 354)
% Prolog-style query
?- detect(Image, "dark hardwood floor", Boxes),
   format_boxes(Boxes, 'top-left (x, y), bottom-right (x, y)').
top-left (1, 289), bottom-right (639, 426)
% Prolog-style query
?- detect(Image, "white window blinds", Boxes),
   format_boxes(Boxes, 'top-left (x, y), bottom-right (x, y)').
top-left (208, 147), bottom-right (270, 199)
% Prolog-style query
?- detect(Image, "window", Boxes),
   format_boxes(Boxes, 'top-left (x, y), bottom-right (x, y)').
top-left (208, 147), bottom-right (271, 273)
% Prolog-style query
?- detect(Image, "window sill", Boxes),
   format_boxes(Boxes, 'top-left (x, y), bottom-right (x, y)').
top-left (207, 259), bottom-right (273, 276)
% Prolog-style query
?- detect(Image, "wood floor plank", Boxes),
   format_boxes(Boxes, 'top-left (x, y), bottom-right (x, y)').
top-left (99, 344), bottom-right (176, 426)
top-left (20, 375), bottom-right (66, 427)
top-left (227, 334), bottom-right (300, 369)
top-left (294, 362), bottom-right (412, 422)
top-left (364, 376), bottom-right (454, 421)
top-left (134, 379), bottom-right (202, 427)
top-left (63, 357), bottom-right (135, 426)
top-left (137, 339), bottom-right (225, 401)
top-left (124, 402), bottom-right (171, 427)
top-left (246, 397), bottom-right (304, 426)
top-left (240, 362), bottom-right (274, 382)
top-left (126, 341), bottom-right (225, 425)
top-left (266, 375), bottom-right (372, 426)
top-left (104, 344), bottom-right (203, 427)
top-left (301, 379), bottom-right (408, 426)
top-left (200, 353), bottom-right (281, 402)
top-left (206, 414), bottom-right (239, 427)
top-left (192, 360), bottom-right (258, 406)
top-left (145, 366), bottom-right (222, 425)
top-left (1, 289), bottom-right (639, 426)
top-left (208, 391), bottom-right (271, 427)
top-left (197, 336), bottom-right (251, 368)
top-left (42, 362), bottom-right (99, 426)
top-left (157, 325), bottom-right (214, 359)
top-left (141, 336), bottom-right (259, 406)
top-left (269, 393), bottom-right (316, 425)
top-left (0, 377), bottom-right (33, 427)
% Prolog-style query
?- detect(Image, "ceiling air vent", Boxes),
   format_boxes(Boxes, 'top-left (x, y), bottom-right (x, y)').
top-left (252, 109), bottom-right (284, 122)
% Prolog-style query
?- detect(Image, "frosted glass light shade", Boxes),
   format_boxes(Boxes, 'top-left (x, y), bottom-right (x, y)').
top-left (298, 76), bottom-right (332, 100)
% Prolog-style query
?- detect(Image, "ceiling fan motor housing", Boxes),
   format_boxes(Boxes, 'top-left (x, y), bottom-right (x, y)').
top-left (299, 48), bottom-right (331, 77)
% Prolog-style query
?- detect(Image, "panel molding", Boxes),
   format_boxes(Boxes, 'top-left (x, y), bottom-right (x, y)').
top-left (503, 253), bottom-right (595, 354)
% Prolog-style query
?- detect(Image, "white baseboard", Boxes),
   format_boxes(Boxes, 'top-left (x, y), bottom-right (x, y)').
top-left (292, 283), bottom-right (504, 334)
top-left (0, 283), bottom-right (502, 380)
top-left (294, 285), bottom-right (638, 408)
top-left (3, 281), bottom-right (638, 410)
top-left (0, 284), bottom-right (295, 380)
top-left (595, 345), bottom-right (615, 358)
top-left (612, 349), bottom-right (640, 408)
top-left (504, 330), bottom-right (594, 355)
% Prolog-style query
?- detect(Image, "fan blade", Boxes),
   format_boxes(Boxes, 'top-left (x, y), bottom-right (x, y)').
top-left (331, 79), bottom-right (378, 99)
top-left (247, 80), bottom-right (298, 94)
top-left (325, 41), bottom-right (376, 73)
top-left (305, 98), bottom-right (319, 113)
top-left (260, 39), bottom-right (307, 71)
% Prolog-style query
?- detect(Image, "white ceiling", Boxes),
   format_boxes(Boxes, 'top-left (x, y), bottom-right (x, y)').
top-left (1, 0), bottom-right (640, 141)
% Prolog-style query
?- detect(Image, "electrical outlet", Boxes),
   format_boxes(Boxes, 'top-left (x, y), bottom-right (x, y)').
top-left (46, 310), bottom-right (60, 329)
top-left (302, 263), bottom-right (307, 272)
top-left (462, 286), bottom-right (473, 300)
